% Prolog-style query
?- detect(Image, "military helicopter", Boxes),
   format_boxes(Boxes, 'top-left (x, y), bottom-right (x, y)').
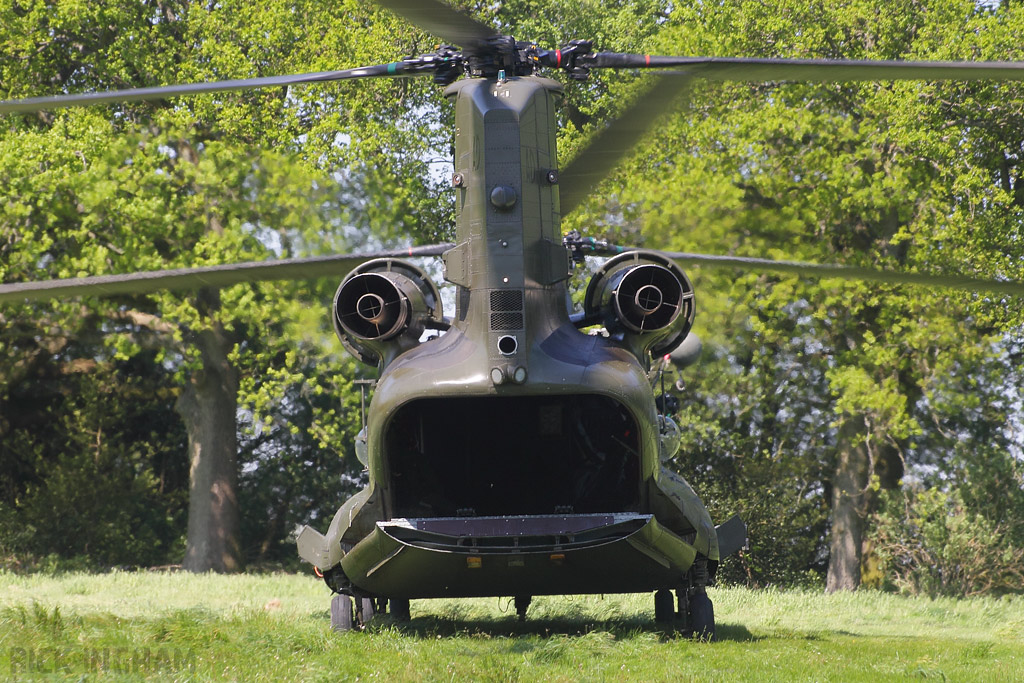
top-left (4, 0), bottom-right (1024, 639)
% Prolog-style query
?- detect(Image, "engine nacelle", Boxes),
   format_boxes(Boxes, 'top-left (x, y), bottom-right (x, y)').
top-left (333, 258), bottom-right (443, 367)
top-left (583, 250), bottom-right (695, 358)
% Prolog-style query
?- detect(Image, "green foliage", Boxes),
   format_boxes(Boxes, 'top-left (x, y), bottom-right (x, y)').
top-left (2, 0), bottom-right (1023, 589)
top-left (671, 314), bottom-right (833, 587)
top-left (864, 337), bottom-right (1024, 597)
top-left (577, 0), bottom-right (1024, 588)
top-left (0, 0), bottom-right (448, 568)
top-left (872, 488), bottom-right (1024, 598)
top-left (236, 349), bottom-right (367, 565)
top-left (0, 350), bottom-right (188, 569)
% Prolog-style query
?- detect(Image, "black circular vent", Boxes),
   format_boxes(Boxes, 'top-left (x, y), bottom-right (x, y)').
top-left (612, 264), bottom-right (684, 333)
top-left (335, 272), bottom-right (409, 340)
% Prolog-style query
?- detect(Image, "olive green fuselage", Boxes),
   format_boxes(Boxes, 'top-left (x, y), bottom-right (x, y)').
top-left (296, 76), bottom-right (717, 599)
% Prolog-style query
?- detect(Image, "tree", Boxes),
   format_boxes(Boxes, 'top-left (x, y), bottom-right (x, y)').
top-left (570, 0), bottom-right (1024, 589)
top-left (4, 0), bottom-right (1021, 586)
top-left (1, 0), bottom-right (452, 571)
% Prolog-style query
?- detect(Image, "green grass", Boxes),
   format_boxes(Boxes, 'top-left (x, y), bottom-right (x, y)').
top-left (1, 571), bottom-right (1021, 681)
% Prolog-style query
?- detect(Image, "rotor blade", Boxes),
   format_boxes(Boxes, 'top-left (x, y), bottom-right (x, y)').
top-left (374, 0), bottom-right (495, 50)
top-left (558, 56), bottom-right (1024, 216)
top-left (0, 62), bottom-right (425, 114)
top-left (583, 54), bottom-right (1024, 83)
top-left (559, 74), bottom-right (693, 216)
top-left (659, 250), bottom-right (1024, 297)
top-left (0, 244), bottom-right (453, 303)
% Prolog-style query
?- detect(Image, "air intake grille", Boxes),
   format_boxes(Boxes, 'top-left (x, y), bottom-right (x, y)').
top-left (490, 312), bottom-right (524, 330)
top-left (490, 290), bottom-right (523, 312)
top-left (489, 289), bottom-right (524, 330)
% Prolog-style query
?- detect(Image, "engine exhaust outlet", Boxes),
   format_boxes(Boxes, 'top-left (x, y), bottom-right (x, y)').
top-left (336, 272), bottom-right (410, 341)
top-left (583, 250), bottom-right (696, 358)
top-left (332, 258), bottom-right (443, 367)
top-left (613, 263), bottom-right (685, 333)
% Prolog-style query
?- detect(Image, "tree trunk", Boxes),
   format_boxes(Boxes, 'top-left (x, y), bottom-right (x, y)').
top-left (826, 419), bottom-right (871, 592)
top-left (177, 321), bottom-right (243, 573)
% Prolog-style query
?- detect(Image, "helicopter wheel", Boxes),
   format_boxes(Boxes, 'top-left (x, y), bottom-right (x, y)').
top-left (390, 598), bottom-right (411, 622)
top-left (688, 589), bottom-right (715, 641)
top-left (330, 594), bottom-right (354, 632)
top-left (356, 596), bottom-right (376, 628)
top-left (654, 589), bottom-right (675, 624)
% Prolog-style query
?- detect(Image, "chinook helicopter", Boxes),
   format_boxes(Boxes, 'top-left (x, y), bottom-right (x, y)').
top-left (4, 0), bottom-right (1024, 639)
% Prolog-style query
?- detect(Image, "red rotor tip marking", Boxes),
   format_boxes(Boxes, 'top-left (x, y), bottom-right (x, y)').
top-left (408, 247), bottom-right (413, 256)
top-left (556, 49), bottom-right (562, 68)
top-left (645, 54), bottom-right (651, 66)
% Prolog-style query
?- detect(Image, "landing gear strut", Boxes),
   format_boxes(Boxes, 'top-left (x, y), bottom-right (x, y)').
top-left (330, 594), bottom-right (354, 632)
top-left (654, 589), bottom-right (675, 623)
top-left (514, 595), bottom-right (532, 621)
top-left (685, 589), bottom-right (715, 640)
top-left (657, 556), bottom-right (716, 639)
top-left (675, 587), bottom-right (715, 640)
top-left (390, 597), bottom-right (411, 622)
top-left (330, 595), bottom-right (379, 632)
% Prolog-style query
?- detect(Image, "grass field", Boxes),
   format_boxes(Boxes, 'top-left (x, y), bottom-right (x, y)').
top-left (1, 571), bottom-right (1021, 681)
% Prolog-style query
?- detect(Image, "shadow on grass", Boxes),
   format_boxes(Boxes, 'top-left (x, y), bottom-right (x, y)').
top-left (363, 614), bottom-right (758, 642)
top-left (715, 623), bottom-right (758, 642)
